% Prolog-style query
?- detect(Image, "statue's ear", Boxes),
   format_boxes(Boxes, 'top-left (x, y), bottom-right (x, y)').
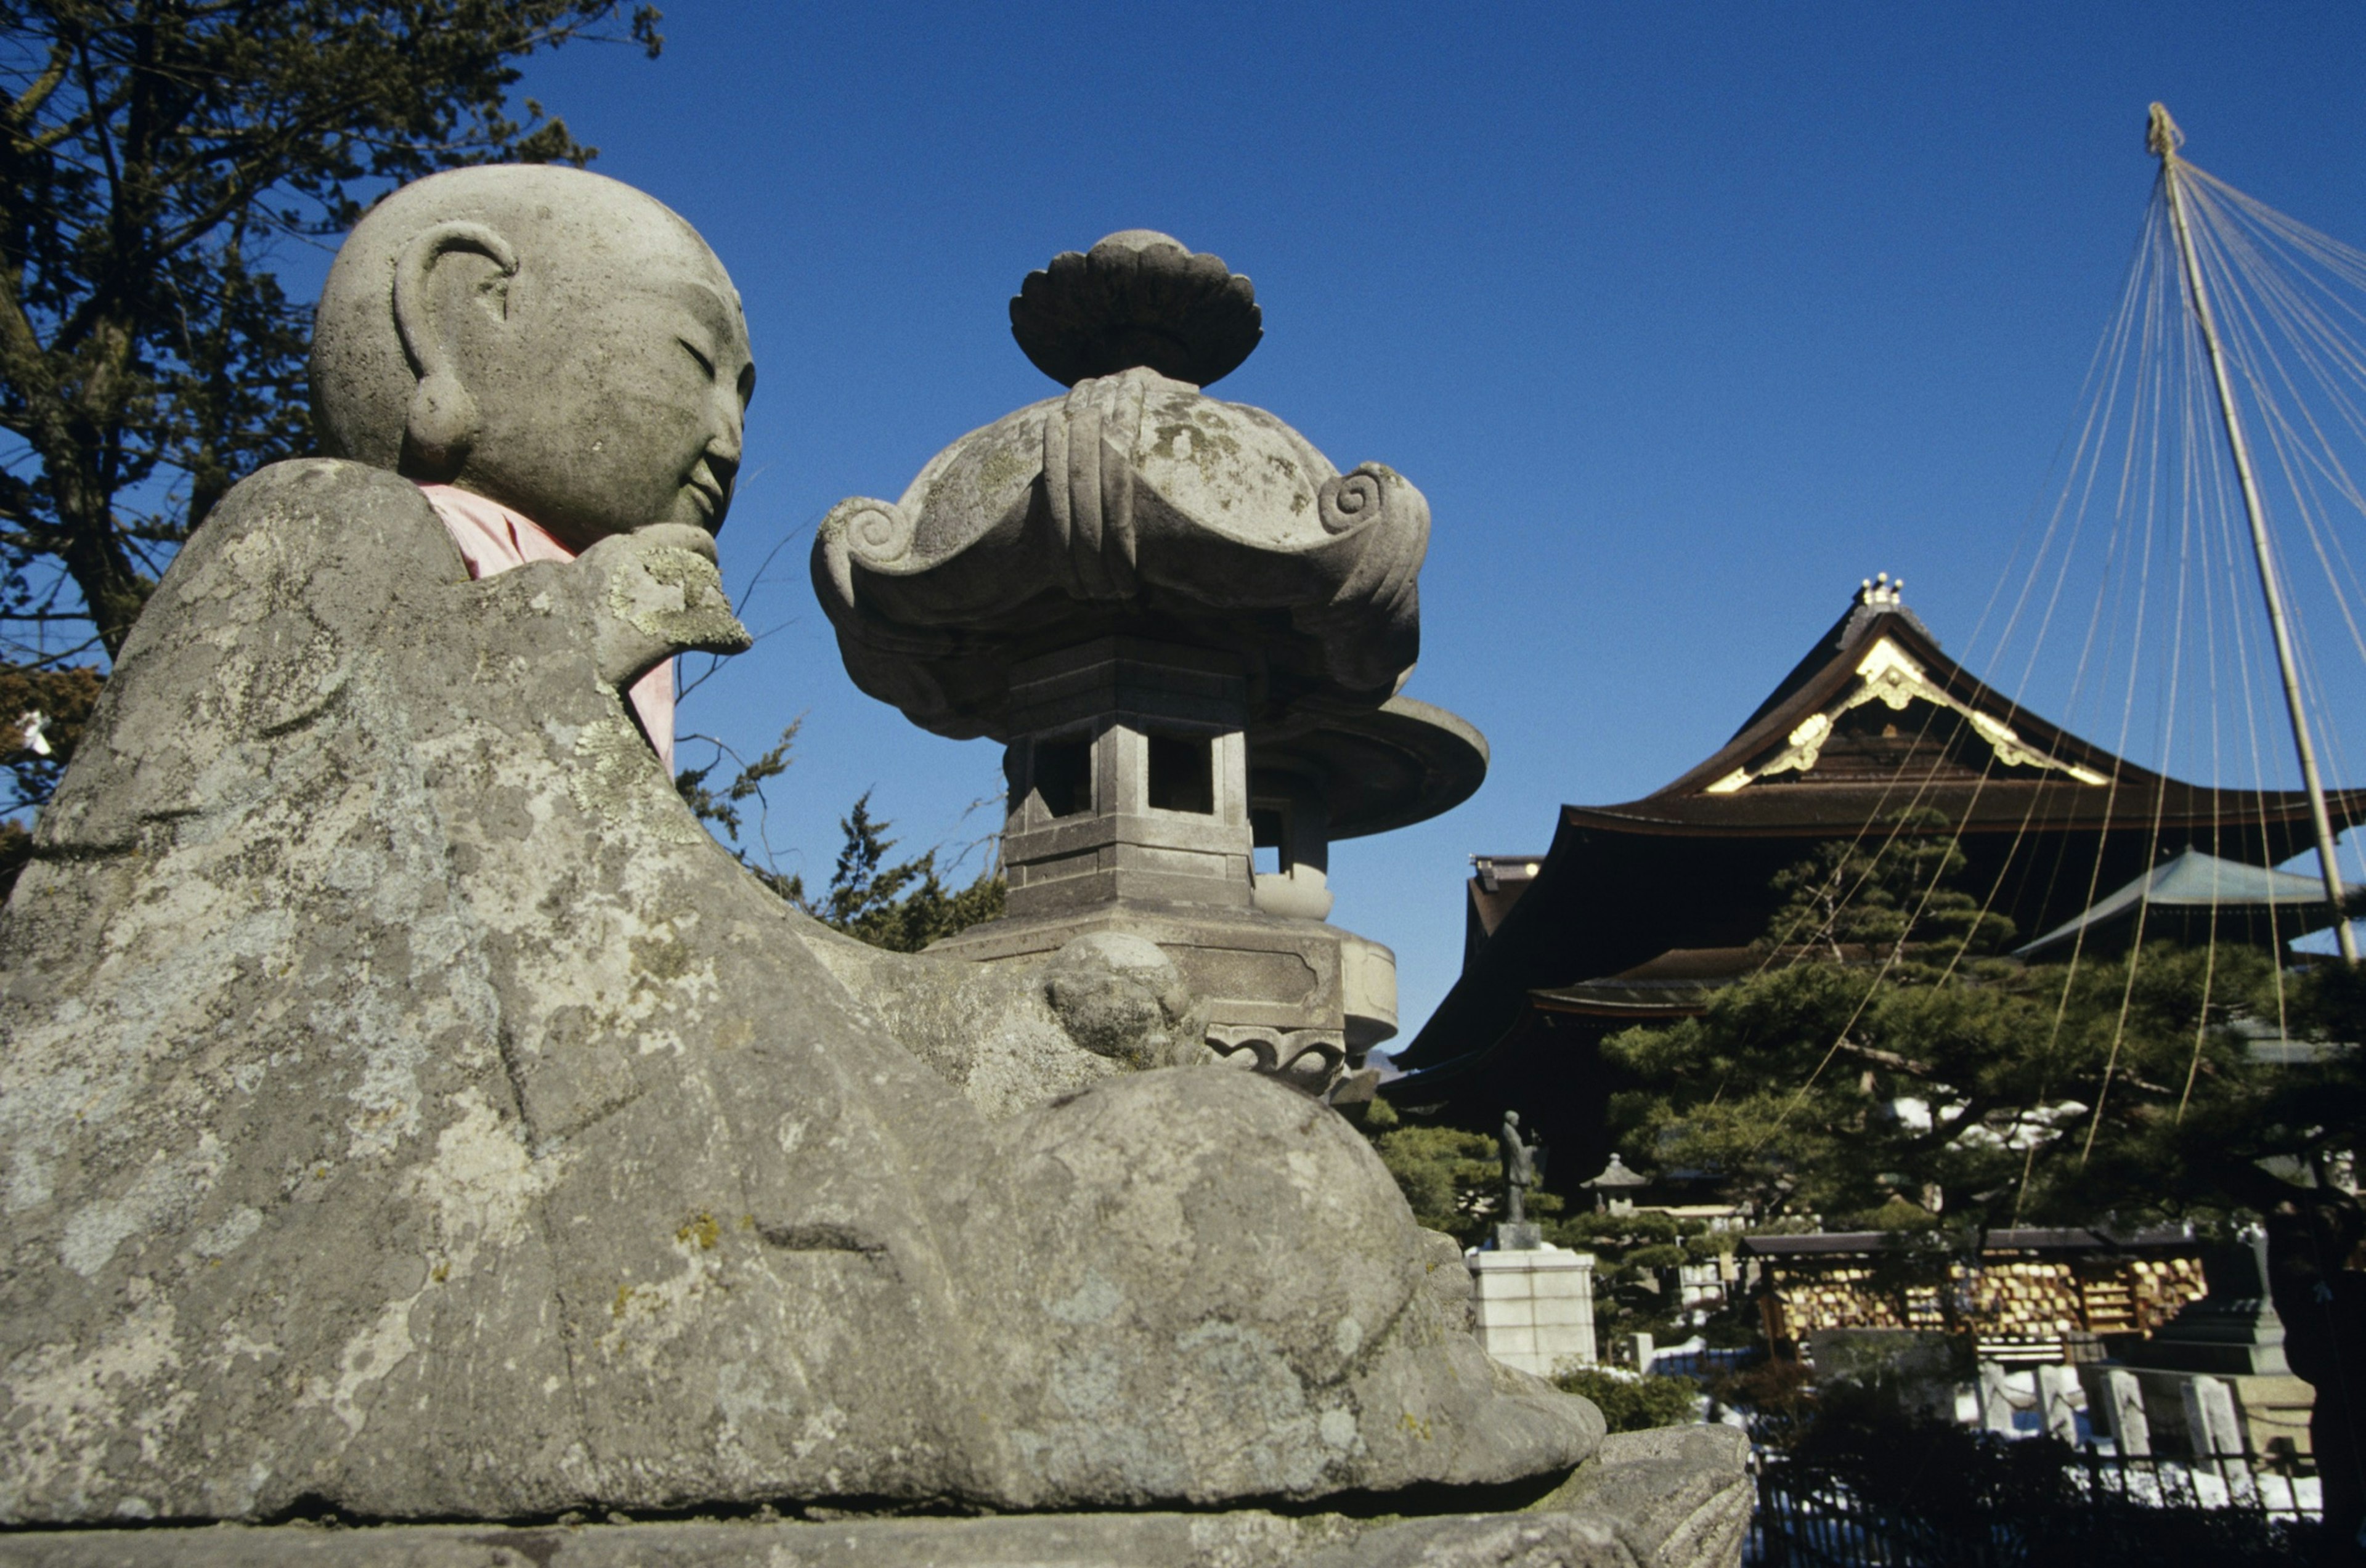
top-left (391, 221), bottom-right (519, 480)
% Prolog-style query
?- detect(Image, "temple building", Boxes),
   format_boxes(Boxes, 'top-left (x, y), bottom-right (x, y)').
top-left (1388, 575), bottom-right (2366, 1172)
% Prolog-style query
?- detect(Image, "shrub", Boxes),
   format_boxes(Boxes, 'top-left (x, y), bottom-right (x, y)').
top-left (1553, 1368), bottom-right (1700, 1433)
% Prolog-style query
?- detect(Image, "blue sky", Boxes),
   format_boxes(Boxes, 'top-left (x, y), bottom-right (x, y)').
top-left (503, 1), bottom-right (2366, 1041)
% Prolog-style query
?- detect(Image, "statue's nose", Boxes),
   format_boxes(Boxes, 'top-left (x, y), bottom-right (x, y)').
top-left (706, 395), bottom-right (743, 481)
top-left (707, 435), bottom-right (740, 482)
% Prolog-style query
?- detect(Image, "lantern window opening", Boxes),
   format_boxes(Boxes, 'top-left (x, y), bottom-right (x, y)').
top-left (1031, 732), bottom-right (1095, 821)
top-left (1146, 730), bottom-right (1216, 815)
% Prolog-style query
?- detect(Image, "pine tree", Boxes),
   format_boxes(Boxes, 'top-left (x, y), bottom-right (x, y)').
top-left (792, 790), bottom-right (1005, 954)
top-left (1599, 827), bottom-right (2365, 1489)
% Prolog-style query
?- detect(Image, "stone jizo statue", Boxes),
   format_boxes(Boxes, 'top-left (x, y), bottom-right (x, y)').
top-left (0, 166), bottom-right (1601, 1527)
top-left (311, 156), bottom-right (763, 770)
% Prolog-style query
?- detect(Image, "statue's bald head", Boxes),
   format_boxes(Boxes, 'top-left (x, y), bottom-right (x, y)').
top-left (313, 165), bottom-right (755, 550)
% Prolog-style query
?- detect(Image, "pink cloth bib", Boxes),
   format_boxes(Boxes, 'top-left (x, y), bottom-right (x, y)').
top-left (417, 484), bottom-right (677, 774)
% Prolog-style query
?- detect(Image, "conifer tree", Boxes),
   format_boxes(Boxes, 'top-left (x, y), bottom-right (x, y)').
top-left (1600, 821), bottom-right (2364, 1513)
top-left (790, 790), bottom-right (1005, 954)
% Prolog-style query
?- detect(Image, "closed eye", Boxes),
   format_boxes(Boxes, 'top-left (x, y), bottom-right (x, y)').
top-left (678, 338), bottom-right (717, 377)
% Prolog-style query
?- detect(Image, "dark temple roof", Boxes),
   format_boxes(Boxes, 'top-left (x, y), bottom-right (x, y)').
top-left (1396, 583), bottom-right (2366, 1081)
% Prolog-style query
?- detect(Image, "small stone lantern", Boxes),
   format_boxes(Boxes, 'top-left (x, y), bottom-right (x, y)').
top-left (1582, 1154), bottom-right (1650, 1216)
top-left (813, 231), bottom-right (1486, 1093)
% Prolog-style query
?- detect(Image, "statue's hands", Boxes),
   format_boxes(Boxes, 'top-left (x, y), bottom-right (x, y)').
top-left (576, 523), bottom-right (753, 688)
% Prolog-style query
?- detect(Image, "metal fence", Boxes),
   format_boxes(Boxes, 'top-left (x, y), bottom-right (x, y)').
top-left (1647, 1345), bottom-right (1759, 1379)
top-left (1745, 1445), bottom-right (2323, 1567)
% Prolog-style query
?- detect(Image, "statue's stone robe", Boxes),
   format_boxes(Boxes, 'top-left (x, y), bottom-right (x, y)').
top-left (0, 460), bottom-right (1595, 1523)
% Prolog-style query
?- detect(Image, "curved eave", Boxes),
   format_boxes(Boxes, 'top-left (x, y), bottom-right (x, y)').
top-left (1563, 779), bottom-right (2366, 839)
top-left (1254, 695), bottom-right (1489, 840)
top-left (1528, 990), bottom-right (1714, 1021)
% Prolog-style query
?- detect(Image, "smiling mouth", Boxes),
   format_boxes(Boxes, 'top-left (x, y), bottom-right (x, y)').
top-left (686, 478), bottom-right (726, 518)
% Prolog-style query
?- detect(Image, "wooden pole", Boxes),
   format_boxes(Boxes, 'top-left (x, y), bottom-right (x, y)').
top-left (2151, 102), bottom-right (2358, 962)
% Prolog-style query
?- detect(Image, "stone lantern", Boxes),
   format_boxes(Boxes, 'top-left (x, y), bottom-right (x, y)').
top-left (813, 231), bottom-right (1486, 1093)
top-left (1582, 1153), bottom-right (1651, 1216)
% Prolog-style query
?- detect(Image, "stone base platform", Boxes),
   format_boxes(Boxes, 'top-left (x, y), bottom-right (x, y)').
top-left (1468, 1244), bottom-right (1598, 1377)
top-left (0, 1428), bottom-right (1750, 1568)
top-left (931, 897), bottom-right (1399, 1087)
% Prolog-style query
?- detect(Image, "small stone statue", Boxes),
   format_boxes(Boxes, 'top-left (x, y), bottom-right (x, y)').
top-left (1502, 1110), bottom-right (1543, 1226)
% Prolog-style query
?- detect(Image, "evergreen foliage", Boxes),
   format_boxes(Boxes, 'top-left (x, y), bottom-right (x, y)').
top-left (672, 720), bottom-right (802, 899)
top-left (1550, 1367), bottom-right (1701, 1434)
top-left (1609, 820), bottom-right (2365, 1538)
top-left (787, 789), bottom-right (1005, 954)
top-left (1758, 807), bottom-right (2017, 976)
top-left (1600, 814), bottom-right (2360, 1238)
top-left (1550, 1206), bottom-right (1750, 1347)
top-left (672, 728), bottom-right (1006, 955)
top-left (0, 657), bottom-right (96, 888)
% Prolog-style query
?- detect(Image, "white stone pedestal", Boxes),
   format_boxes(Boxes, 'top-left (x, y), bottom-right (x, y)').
top-left (1465, 1245), bottom-right (1595, 1377)
top-left (2035, 1363), bottom-right (2083, 1442)
top-left (2182, 1375), bottom-right (2245, 1458)
top-left (2097, 1366), bottom-right (2152, 1455)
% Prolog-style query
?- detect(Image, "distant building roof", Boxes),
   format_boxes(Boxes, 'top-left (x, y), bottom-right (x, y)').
top-left (1739, 1227), bottom-right (2195, 1258)
top-left (1579, 1153), bottom-right (1650, 1190)
top-left (2013, 846), bottom-right (2357, 961)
